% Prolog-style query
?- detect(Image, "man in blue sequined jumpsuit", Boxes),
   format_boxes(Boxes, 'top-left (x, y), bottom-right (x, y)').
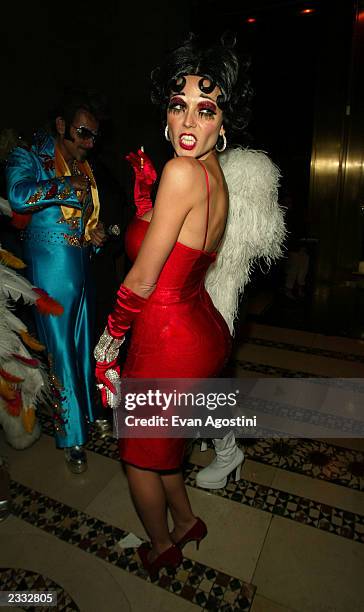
top-left (6, 91), bottom-right (107, 472)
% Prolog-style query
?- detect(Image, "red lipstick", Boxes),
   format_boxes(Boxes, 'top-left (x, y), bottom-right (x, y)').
top-left (179, 133), bottom-right (197, 151)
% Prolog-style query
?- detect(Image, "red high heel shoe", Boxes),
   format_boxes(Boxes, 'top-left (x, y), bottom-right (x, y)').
top-left (137, 543), bottom-right (182, 581)
top-left (174, 517), bottom-right (208, 550)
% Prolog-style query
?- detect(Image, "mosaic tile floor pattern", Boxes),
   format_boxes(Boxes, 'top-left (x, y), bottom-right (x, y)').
top-left (120, 434), bottom-right (364, 493)
top-left (3, 326), bottom-right (364, 611)
top-left (245, 337), bottom-right (364, 364)
top-left (182, 463), bottom-right (364, 544)
top-left (37, 412), bottom-right (364, 491)
top-left (41, 412), bottom-right (364, 493)
top-left (34, 414), bottom-right (364, 543)
top-left (232, 359), bottom-right (321, 378)
top-left (241, 438), bottom-right (364, 491)
top-left (9, 481), bottom-right (256, 612)
top-left (0, 567), bottom-right (79, 611)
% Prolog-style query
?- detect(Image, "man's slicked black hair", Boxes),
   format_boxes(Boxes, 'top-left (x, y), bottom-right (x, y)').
top-left (50, 87), bottom-right (108, 134)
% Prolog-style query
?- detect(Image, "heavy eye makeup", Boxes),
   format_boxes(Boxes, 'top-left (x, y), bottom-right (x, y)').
top-left (197, 101), bottom-right (217, 118)
top-left (168, 97), bottom-right (217, 120)
top-left (167, 97), bottom-right (186, 113)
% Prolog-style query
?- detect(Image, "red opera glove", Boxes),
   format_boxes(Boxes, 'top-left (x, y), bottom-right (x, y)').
top-left (125, 149), bottom-right (157, 217)
top-left (94, 285), bottom-right (147, 407)
top-left (95, 358), bottom-right (119, 394)
top-left (107, 284), bottom-right (147, 338)
top-left (95, 357), bottom-right (121, 408)
top-left (94, 327), bottom-right (124, 408)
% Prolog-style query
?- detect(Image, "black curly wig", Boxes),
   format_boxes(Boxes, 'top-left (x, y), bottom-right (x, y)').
top-left (151, 32), bottom-right (252, 135)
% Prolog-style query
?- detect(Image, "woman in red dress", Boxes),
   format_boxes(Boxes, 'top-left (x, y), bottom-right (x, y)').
top-left (95, 34), bottom-right (252, 578)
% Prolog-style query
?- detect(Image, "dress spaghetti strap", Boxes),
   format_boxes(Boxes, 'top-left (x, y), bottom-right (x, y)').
top-left (197, 160), bottom-right (210, 251)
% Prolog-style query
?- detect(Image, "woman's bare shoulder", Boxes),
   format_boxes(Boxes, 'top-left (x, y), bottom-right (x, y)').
top-left (161, 156), bottom-right (205, 186)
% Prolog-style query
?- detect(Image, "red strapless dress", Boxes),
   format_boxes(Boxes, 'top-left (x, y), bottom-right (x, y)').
top-left (119, 179), bottom-right (231, 470)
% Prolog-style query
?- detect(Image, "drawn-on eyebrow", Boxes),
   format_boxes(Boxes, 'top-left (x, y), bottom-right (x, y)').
top-left (170, 93), bottom-right (217, 103)
top-left (200, 94), bottom-right (217, 102)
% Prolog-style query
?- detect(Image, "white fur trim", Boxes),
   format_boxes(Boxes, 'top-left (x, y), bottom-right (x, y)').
top-left (205, 147), bottom-right (286, 334)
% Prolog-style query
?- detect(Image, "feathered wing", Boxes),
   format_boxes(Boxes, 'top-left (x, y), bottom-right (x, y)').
top-left (1, 343), bottom-right (50, 409)
top-left (0, 265), bottom-right (41, 304)
top-left (0, 302), bottom-right (21, 359)
top-left (0, 196), bottom-right (12, 217)
top-left (3, 308), bottom-right (27, 334)
top-left (205, 147), bottom-right (286, 335)
top-left (0, 293), bottom-right (49, 409)
top-left (0, 263), bottom-right (63, 316)
top-left (0, 251), bottom-right (58, 444)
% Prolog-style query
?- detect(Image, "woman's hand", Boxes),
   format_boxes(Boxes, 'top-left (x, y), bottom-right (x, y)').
top-left (125, 149), bottom-right (157, 217)
top-left (126, 149), bottom-right (157, 185)
top-left (95, 358), bottom-right (121, 407)
top-left (94, 328), bottom-right (124, 407)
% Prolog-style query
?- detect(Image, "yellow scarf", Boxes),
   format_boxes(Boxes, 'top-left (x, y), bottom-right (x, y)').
top-left (55, 145), bottom-right (100, 241)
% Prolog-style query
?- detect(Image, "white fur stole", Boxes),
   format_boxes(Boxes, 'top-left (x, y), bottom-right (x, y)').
top-left (205, 147), bottom-right (286, 334)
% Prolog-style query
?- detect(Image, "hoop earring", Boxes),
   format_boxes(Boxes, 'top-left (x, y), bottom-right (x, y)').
top-left (216, 133), bottom-right (227, 153)
top-left (164, 125), bottom-right (170, 142)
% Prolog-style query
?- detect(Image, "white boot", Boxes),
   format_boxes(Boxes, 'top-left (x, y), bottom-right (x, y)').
top-left (195, 432), bottom-right (244, 489)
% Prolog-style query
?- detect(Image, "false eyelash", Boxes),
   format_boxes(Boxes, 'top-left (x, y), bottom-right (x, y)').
top-left (167, 102), bottom-right (185, 113)
top-left (198, 107), bottom-right (217, 118)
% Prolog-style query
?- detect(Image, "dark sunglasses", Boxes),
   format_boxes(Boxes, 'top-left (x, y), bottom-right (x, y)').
top-left (72, 125), bottom-right (98, 141)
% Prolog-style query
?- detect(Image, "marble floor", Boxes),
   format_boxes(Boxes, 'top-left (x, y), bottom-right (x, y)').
top-left (1, 320), bottom-right (364, 612)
